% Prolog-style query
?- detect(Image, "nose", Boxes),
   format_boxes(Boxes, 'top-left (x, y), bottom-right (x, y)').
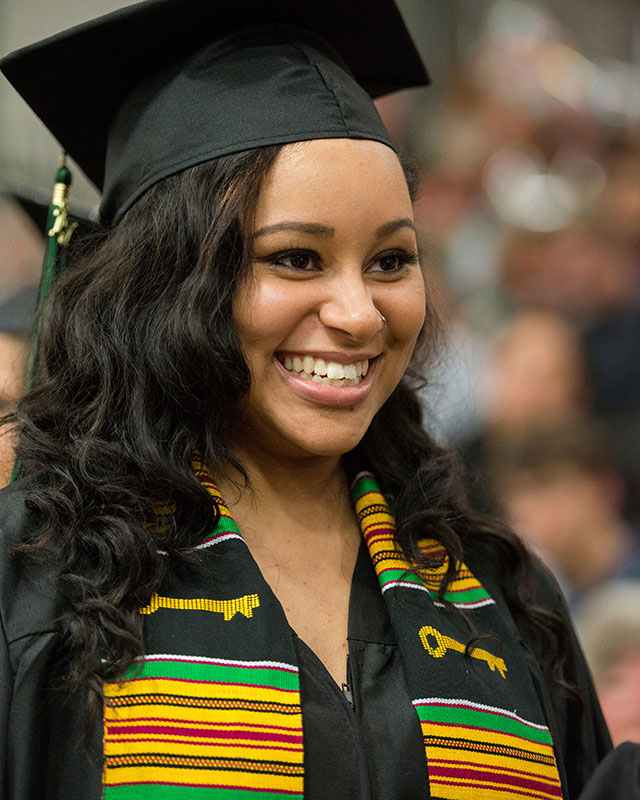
top-left (318, 272), bottom-right (383, 341)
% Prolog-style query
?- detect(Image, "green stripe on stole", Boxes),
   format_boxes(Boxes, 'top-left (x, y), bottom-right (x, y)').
top-left (351, 470), bottom-right (563, 800)
top-left (102, 466), bottom-right (563, 799)
top-left (102, 461), bottom-right (304, 798)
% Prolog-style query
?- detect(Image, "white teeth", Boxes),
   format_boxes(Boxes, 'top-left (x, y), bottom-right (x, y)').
top-left (344, 364), bottom-right (356, 380)
top-left (281, 354), bottom-right (371, 386)
top-left (327, 362), bottom-right (344, 380)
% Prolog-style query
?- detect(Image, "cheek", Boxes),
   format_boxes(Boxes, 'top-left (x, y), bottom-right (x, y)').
top-left (388, 281), bottom-right (427, 350)
top-left (233, 282), bottom-right (298, 352)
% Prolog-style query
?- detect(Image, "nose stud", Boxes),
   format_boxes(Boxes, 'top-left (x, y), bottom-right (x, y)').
top-left (377, 310), bottom-right (387, 330)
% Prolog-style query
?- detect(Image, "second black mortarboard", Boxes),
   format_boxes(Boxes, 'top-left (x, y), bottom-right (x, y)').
top-left (0, 0), bottom-right (428, 225)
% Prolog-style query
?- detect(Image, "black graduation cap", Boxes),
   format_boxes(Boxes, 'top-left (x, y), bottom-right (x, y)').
top-left (0, 0), bottom-right (429, 226)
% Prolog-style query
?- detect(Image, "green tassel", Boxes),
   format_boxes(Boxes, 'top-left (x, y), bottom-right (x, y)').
top-left (9, 153), bottom-right (78, 484)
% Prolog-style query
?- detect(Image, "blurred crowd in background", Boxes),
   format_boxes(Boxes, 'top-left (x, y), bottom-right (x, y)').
top-left (1, 0), bottom-right (639, 747)
top-left (406, 1), bottom-right (640, 747)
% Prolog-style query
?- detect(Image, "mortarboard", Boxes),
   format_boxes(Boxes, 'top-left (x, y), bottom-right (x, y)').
top-left (0, 0), bottom-right (429, 225)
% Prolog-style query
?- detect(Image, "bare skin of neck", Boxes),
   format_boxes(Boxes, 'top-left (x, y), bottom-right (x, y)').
top-left (214, 448), bottom-right (361, 688)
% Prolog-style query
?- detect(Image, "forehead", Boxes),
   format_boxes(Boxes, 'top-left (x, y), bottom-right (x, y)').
top-left (254, 138), bottom-right (412, 227)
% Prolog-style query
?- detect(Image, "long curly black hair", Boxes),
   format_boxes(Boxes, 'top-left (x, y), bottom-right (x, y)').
top-left (7, 144), bottom-right (569, 701)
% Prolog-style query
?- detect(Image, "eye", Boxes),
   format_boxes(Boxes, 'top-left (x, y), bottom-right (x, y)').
top-left (370, 249), bottom-right (419, 274)
top-left (259, 249), bottom-right (319, 271)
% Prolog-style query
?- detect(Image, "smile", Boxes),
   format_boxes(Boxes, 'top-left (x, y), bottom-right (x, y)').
top-left (278, 354), bottom-right (369, 387)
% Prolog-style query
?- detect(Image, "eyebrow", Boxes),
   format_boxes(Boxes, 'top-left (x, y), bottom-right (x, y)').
top-left (252, 217), bottom-right (415, 240)
top-left (376, 218), bottom-right (415, 237)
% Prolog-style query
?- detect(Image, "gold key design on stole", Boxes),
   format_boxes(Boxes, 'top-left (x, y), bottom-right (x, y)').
top-left (140, 592), bottom-right (260, 621)
top-left (419, 624), bottom-right (507, 679)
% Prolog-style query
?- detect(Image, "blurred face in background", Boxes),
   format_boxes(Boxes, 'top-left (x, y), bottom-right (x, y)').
top-left (596, 647), bottom-right (640, 746)
top-left (486, 310), bottom-right (586, 431)
top-left (0, 332), bottom-right (27, 486)
top-left (499, 463), bottom-right (613, 566)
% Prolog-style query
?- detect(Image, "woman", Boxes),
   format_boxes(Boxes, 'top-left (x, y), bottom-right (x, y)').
top-left (0, 1), bottom-right (612, 798)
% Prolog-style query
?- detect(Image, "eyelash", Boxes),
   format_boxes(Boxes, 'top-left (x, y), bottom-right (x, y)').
top-left (259, 248), bottom-right (419, 274)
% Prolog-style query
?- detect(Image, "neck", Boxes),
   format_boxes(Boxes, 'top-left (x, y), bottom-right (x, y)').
top-left (222, 443), bottom-right (348, 504)
top-left (212, 445), bottom-right (360, 554)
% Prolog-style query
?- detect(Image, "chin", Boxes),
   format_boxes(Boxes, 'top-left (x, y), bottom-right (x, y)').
top-left (284, 425), bottom-right (370, 459)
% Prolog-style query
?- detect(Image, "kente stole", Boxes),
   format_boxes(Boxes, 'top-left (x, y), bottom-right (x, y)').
top-left (102, 466), bottom-right (563, 799)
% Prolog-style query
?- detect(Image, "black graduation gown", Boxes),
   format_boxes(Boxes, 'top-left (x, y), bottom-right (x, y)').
top-left (0, 479), bottom-right (612, 799)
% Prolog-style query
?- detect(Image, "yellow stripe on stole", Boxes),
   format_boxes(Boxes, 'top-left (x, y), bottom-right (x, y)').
top-left (104, 678), bottom-right (295, 705)
top-left (105, 703), bottom-right (301, 730)
top-left (105, 736), bottom-right (303, 765)
top-left (358, 513), bottom-right (395, 533)
top-left (105, 739), bottom-right (303, 763)
top-left (104, 677), bottom-right (304, 788)
top-left (421, 722), bottom-right (556, 759)
top-left (109, 765), bottom-right (303, 792)
top-left (430, 780), bottom-right (559, 798)
top-left (364, 513), bottom-right (486, 598)
top-left (354, 492), bottom-right (394, 521)
top-left (372, 554), bottom-right (410, 571)
top-left (428, 781), bottom-right (559, 800)
top-left (426, 750), bottom-right (561, 781)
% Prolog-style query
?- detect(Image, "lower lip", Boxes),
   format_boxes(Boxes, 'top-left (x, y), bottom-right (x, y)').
top-left (275, 358), bottom-right (377, 407)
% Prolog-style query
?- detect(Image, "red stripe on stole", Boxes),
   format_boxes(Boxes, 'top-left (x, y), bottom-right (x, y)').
top-left (376, 566), bottom-right (418, 577)
top-left (113, 676), bottom-right (299, 691)
top-left (105, 736), bottom-right (303, 752)
top-left (431, 779), bottom-right (558, 800)
top-left (363, 520), bottom-right (395, 544)
top-left (424, 719), bottom-right (551, 747)
top-left (429, 759), bottom-right (559, 784)
top-left (114, 717), bottom-right (299, 731)
top-left (429, 765), bottom-right (562, 797)
top-left (107, 724), bottom-right (303, 744)
top-left (364, 539), bottom-right (397, 552)
top-left (354, 489), bottom-right (384, 502)
top-left (364, 537), bottom-right (395, 551)
top-left (361, 519), bottom-right (393, 530)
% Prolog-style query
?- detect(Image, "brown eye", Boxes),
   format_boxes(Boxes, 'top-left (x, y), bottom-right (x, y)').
top-left (370, 249), bottom-right (419, 274)
top-left (378, 254), bottom-right (402, 272)
top-left (263, 249), bottom-right (319, 271)
top-left (282, 252), bottom-right (311, 270)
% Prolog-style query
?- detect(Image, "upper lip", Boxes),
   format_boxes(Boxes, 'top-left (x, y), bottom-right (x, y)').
top-left (277, 351), bottom-right (381, 364)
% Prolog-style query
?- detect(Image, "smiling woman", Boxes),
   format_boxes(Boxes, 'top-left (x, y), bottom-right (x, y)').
top-left (0, 1), bottom-right (613, 799)
top-left (233, 139), bottom-right (425, 463)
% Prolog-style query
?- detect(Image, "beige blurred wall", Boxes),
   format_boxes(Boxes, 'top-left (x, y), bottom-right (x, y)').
top-left (0, 0), bottom-right (126, 204)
